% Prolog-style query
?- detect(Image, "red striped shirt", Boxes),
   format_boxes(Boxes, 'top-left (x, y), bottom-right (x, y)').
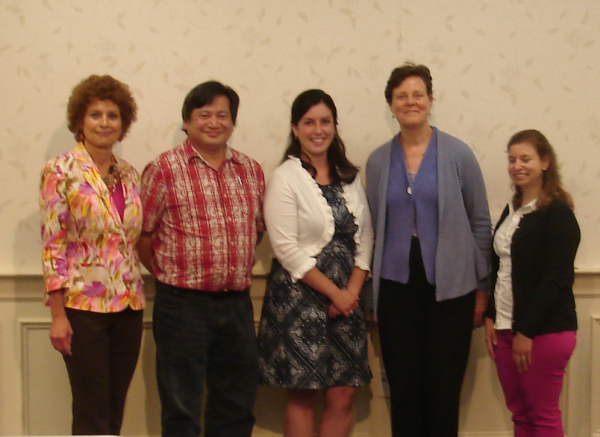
top-left (141, 140), bottom-right (265, 291)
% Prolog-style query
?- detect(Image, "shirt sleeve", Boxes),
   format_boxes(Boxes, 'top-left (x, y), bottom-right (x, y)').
top-left (254, 162), bottom-right (266, 234)
top-left (39, 161), bottom-right (71, 294)
top-left (140, 160), bottom-right (167, 234)
top-left (264, 169), bottom-right (316, 281)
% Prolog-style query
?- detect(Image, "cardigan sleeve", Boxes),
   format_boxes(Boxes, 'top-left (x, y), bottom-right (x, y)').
top-left (350, 176), bottom-right (374, 272)
top-left (39, 160), bottom-right (72, 294)
top-left (365, 148), bottom-right (383, 230)
top-left (264, 169), bottom-right (317, 281)
top-left (515, 203), bottom-right (580, 337)
top-left (457, 145), bottom-right (492, 291)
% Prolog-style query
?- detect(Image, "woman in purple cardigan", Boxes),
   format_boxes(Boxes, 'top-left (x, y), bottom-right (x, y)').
top-left (366, 62), bottom-right (491, 437)
top-left (484, 129), bottom-right (579, 437)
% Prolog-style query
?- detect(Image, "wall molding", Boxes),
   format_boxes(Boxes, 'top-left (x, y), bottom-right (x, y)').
top-left (2, 272), bottom-right (599, 301)
top-left (20, 319), bottom-right (51, 435)
top-left (19, 318), bottom-right (154, 435)
top-left (591, 315), bottom-right (600, 436)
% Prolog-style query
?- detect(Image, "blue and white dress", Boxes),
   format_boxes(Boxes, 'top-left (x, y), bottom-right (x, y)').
top-left (257, 182), bottom-right (371, 389)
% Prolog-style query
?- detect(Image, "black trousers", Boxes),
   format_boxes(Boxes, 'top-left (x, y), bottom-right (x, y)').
top-left (377, 238), bottom-right (475, 437)
top-left (153, 281), bottom-right (258, 437)
top-left (64, 307), bottom-right (143, 435)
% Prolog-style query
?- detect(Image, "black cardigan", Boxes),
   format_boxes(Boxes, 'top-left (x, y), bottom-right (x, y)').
top-left (485, 199), bottom-right (580, 338)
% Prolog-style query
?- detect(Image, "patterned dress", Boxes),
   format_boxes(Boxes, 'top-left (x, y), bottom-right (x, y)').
top-left (258, 182), bottom-right (371, 389)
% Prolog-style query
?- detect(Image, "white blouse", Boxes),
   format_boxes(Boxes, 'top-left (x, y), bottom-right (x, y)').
top-left (264, 156), bottom-right (374, 282)
top-left (493, 198), bottom-right (537, 329)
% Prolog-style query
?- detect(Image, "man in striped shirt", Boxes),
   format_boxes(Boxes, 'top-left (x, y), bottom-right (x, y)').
top-left (139, 81), bottom-right (265, 437)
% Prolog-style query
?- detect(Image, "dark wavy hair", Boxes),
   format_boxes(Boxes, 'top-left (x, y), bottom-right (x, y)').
top-left (283, 89), bottom-right (358, 184)
top-left (385, 62), bottom-right (433, 104)
top-left (67, 74), bottom-right (137, 141)
top-left (507, 129), bottom-right (573, 211)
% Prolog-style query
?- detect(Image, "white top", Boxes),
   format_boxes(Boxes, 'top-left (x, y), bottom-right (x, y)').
top-left (264, 156), bottom-right (374, 281)
top-left (493, 198), bottom-right (537, 329)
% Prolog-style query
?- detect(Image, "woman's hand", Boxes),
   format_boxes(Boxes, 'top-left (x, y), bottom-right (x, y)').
top-left (50, 314), bottom-right (73, 356)
top-left (473, 289), bottom-right (488, 328)
top-left (484, 317), bottom-right (497, 360)
top-left (47, 288), bottom-right (73, 356)
top-left (299, 268), bottom-right (360, 317)
top-left (328, 304), bottom-right (341, 319)
top-left (512, 332), bottom-right (533, 372)
top-left (330, 289), bottom-right (359, 317)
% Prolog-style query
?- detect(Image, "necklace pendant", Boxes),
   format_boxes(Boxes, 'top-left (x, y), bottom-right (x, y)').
top-left (407, 186), bottom-right (412, 195)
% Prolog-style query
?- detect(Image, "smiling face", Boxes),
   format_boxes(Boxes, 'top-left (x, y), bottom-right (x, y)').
top-left (508, 141), bottom-right (549, 196)
top-left (183, 95), bottom-right (234, 152)
top-left (81, 98), bottom-right (122, 152)
top-left (291, 102), bottom-right (336, 161)
top-left (389, 76), bottom-right (433, 129)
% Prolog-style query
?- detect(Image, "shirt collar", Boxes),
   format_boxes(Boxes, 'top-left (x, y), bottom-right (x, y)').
top-left (510, 197), bottom-right (538, 216)
top-left (183, 139), bottom-right (240, 165)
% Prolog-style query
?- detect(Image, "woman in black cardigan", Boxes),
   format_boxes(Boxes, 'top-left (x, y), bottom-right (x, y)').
top-left (484, 129), bottom-right (579, 437)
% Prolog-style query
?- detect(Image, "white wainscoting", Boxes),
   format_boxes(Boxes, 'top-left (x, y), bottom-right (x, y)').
top-left (2, 273), bottom-right (600, 436)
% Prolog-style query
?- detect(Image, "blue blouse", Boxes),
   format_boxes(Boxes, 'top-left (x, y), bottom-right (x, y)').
top-left (381, 129), bottom-right (439, 285)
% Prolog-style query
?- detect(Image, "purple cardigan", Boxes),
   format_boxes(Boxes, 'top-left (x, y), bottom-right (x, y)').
top-left (366, 128), bottom-right (492, 312)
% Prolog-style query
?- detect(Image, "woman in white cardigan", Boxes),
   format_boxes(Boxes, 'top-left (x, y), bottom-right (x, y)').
top-left (257, 89), bottom-right (374, 437)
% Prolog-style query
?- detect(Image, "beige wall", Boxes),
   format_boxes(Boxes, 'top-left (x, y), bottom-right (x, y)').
top-left (1, 0), bottom-right (600, 275)
top-left (1, 272), bottom-right (599, 436)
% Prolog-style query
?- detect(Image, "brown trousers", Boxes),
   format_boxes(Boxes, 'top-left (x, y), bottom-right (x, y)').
top-left (63, 307), bottom-right (143, 435)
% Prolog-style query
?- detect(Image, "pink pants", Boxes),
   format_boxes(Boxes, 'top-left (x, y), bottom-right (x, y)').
top-left (494, 330), bottom-right (576, 437)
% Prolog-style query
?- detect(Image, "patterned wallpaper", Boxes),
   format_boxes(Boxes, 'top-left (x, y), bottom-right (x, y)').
top-left (1, 0), bottom-right (599, 274)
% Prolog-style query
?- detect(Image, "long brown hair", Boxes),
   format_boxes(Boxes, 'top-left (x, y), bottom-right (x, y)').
top-left (283, 89), bottom-right (358, 184)
top-left (507, 129), bottom-right (573, 211)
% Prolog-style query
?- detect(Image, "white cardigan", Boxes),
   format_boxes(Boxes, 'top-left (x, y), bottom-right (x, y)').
top-left (264, 156), bottom-right (374, 281)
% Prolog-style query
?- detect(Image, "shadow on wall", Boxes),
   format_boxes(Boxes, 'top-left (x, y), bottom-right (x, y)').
top-left (140, 321), bottom-right (161, 436)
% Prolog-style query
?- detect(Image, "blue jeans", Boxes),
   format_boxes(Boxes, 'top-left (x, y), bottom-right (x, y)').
top-left (153, 280), bottom-right (258, 437)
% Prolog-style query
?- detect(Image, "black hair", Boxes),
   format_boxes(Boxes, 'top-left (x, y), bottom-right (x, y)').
top-left (181, 81), bottom-right (240, 124)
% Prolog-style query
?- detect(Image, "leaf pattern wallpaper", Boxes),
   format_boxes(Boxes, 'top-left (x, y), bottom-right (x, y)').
top-left (1, 0), bottom-right (599, 274)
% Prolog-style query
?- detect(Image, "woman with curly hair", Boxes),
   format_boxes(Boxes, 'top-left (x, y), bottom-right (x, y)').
top-left (40, 74), bottom-right (144, 435)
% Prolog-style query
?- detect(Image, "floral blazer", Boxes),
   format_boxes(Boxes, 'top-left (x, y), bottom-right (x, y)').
top-left (40, 143), bottom-right (144, 312)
